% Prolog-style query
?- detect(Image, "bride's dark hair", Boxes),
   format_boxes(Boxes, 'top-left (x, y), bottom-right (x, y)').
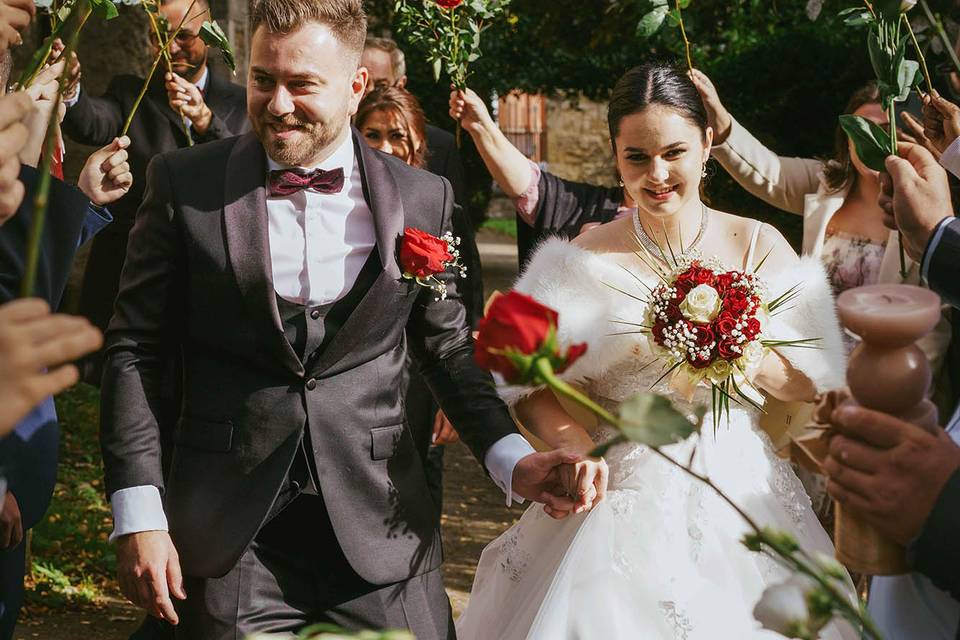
top-left (607, 62), bottom-right (709, 152)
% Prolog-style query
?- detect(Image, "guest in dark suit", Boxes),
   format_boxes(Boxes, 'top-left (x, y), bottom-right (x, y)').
top-left (824, 141), bottom-right (960, 638)
top-left (360, 37), bottom-right (482, 511)
top-left (61, 0), bottom-right (248, 352)
top-left (0, 137), bottom-right (128, 639)
top-left (99, 3), bottom-right (585, 636)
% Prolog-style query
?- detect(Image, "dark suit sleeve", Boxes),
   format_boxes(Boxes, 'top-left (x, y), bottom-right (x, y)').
top-left (517, 170), bottom-right (620, 268)
top-left (0, 166), bottom-right (92, 305)
top-left (924, 217), bottom-right (960, 309)
top-left (406, 177), bottom-right (516, 465)
top-left (911, 468), bottom-right (960, 599)
top-left (194, 113), bottom-right (238, 144)
top-left (100, 155), bottom-right (184, 496)
top-left (451, 204), bottom-right (483, 328)
top-left (61, 79), bottom-right (127, 147)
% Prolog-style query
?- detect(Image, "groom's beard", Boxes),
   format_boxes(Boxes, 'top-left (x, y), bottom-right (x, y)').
top-left (254, 113), bottom-right (346, 167)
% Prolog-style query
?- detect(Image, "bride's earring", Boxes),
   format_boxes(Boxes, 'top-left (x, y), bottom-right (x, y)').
top-left (618, 176), bottom-right (625, 187)
top-left (701, 162), bottom-right (708, 178)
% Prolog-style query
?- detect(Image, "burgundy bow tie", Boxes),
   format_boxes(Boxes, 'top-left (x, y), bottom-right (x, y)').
top-left (268, 167), bottom-right (345, 197)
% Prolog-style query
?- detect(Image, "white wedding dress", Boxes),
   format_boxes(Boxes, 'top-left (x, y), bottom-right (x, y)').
top-left (456, 236), bottom-right (859, 640)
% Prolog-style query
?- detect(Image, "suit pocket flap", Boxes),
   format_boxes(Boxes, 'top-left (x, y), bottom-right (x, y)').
top-left (370, 424), bottom-right (404, 460)
top-left (175, 418), bottom-right (234, 452)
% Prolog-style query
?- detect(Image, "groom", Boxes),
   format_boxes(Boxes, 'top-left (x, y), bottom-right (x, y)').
top-left (99, 0), bottom-right (586, 637)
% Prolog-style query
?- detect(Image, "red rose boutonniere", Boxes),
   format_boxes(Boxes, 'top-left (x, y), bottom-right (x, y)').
top-left (399, 227), bottom-right (467, 300)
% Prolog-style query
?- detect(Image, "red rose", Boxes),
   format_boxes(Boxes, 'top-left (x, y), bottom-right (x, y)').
top-left (715, 272), bottom-right (736, 294)
top-left (724, 289), bottom-right (748, 315)
top-left (692, 267), bottom-right (715, 285)
top-left (400, 228), bottom-right (453, 278)
top-left (674, 269), bottom-right (697, 292)
top-left (652, 320), bottom-right (668, 345)
top-left (688, 353), bottom-right (713, 369)
top-left (436, 0), bottom-right (463, 7)
top-left (716, 313), bottom-right (738, 337)
top-left (743, 317), bottom-right (762, 340)
top-left (717, 338), bottom-right (740, 361)
top-left (474, 291), bottom-right (586, 384)
top-left (664, 302), bottom-right (682, 322)
top-left (694, 324), bottom-right (715, 348)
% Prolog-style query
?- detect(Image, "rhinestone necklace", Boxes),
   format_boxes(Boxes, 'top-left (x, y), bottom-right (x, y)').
top-left (632, 203), bottom-right (708, 264)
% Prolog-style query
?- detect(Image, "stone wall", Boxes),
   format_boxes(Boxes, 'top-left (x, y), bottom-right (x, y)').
top-left (544, 95), bottom-right (616, 187)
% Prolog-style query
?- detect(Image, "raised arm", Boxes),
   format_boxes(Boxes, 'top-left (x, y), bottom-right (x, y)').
top-left (61, 67), bottom-right (128, 147)
top-left (691, 70), bottom-right (823, 216)
top-left (449, 87), bottom-right (533, 199)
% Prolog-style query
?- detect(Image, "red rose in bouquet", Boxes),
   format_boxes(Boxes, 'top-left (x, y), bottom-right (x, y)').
top-left (717, 338), bottom-right (741, 361)
top-left (724, 289), bottom-right (749, 314)
top-left (716, 312), bottom-right (738, 337)
top-left (715, 272), bottom-right (736, 294)
top-left (692, 266), bottom-right (715, 285)
top-left (475, 291), bottom-right (587, 384)
top-left (400, 227), bottom-right (454, 278)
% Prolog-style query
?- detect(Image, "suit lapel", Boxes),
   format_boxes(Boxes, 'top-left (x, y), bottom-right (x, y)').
top-left (311, 132), bottom-right (406, 375)
top-left (223, 132), bottom-right (304, 375)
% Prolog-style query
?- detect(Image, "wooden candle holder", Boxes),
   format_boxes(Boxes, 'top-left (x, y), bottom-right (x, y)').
top-left (834, 284), bottom-right (941, 575)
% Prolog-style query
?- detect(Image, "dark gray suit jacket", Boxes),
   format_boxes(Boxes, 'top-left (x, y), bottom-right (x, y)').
top-left (913, 217), bottom-right (960, 618)
top-left (99, 131), bottom-right (518, 584)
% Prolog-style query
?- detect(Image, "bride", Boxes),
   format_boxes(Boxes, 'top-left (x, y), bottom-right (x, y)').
top-left (457, 63), bottom-right (858, 640)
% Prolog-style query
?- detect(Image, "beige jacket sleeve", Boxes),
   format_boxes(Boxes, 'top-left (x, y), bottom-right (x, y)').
top-left (712, 116), bottom-right (824, 216)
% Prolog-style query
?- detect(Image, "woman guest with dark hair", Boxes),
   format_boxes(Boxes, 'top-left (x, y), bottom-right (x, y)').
top-left (449, 87), bottom-right (631, 267)
top-left (355, 86), bottom-right (483, 513)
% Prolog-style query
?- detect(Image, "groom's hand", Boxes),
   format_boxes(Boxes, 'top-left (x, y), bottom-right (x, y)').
top-left (117, 531), bottom-right (186, 624)
top-left (512, 449), bottom-right (582, 519)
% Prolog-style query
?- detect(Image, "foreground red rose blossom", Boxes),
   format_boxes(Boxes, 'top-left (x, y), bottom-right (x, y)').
top-left (475, 291), bottom-right (587, 384)
top-left (436, 0), bottom-right (463, 7)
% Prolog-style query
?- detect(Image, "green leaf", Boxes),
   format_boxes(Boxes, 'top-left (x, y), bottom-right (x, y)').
top-left (839, 114), bottom-right (891, 172)
top-left (199, 20), bottom-right (236, 73)
top-left (636, 5), bottom-right (669, 38)
top-left (617, 393), bottom-right (697, 447)
top-left (678, 0), bottom-right (691, 8)
top-left (894, 59), bottom-right (920, 102)
top-left (838, 6), bottom-right (872, 26)
top-left (666, 8), bottom-right (681, 25)
top-left (432, 56), bottom-right (442, 82)
top-left (89, 0), bottom-right (118, 21)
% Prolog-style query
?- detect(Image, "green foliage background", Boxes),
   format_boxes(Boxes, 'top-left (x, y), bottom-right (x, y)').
top-left (369, 0), bottom-right (958, 247)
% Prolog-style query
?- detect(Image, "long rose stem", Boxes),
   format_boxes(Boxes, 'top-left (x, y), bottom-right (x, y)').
top-left (121, 0), bottom-right (198, 137)
top-left (21, 1), bottom-right (92, 297)
top-left (919, 0), bottom-right (960, 75)
top-left (532, 357), bottom-right (882, 638)
top-left (675, 0), bottom-right (694, 71)
top-left (146, 6), bottom-right (193, 146)
top-left (903, 13), bottom-right (934, 94)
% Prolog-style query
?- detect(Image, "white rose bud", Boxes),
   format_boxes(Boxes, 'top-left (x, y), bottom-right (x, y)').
top-left (680, 284), bottom-right (722, 324)
top-left (707, 358), bottom-right (732, 384)
top-left (753, 574), bottom-right (827, 638)
top-left (900, 0), bottom-right (917, 11)
top-left (739, 341), bottom-right (765, 374)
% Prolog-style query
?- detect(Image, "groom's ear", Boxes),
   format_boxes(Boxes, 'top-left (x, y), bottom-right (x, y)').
top-left (348, 66), bottom-right (368, 115)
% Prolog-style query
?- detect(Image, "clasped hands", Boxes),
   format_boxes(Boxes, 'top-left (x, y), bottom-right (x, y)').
top-left (512, 449), bottom-right (608, 520)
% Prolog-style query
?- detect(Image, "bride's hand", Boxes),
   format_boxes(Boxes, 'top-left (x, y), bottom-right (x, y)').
top-left (557, 457), bottom-right (609, 516)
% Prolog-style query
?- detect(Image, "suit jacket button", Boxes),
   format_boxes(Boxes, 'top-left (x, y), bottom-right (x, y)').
top-left (305, 378), bottom-right (317, 390)
top-left (310, 309), bottom-right (321, 320)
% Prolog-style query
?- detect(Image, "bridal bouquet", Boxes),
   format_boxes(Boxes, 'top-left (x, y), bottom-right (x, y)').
top-left (632, 254), bottom-right (816, 429)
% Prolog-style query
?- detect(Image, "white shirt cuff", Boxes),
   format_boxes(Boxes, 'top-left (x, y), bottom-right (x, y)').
top-left (109, 485), bottom-right (168, 542)
top-left (63, 85), bottom-right (80, 109)
top-left (484, 433), bottom-right (536, 506)
top-left (939, 136), bottom-right (960, 179)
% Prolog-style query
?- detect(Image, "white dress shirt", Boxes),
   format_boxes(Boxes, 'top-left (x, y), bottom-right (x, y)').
top-left (108, 131), bottom-right (533, 540)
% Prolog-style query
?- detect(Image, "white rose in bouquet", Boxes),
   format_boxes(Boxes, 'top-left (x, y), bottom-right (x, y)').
top-left (680, 284), bottom-right (721, 324)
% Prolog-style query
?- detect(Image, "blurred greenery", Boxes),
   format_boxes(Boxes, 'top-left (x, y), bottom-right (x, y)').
top-left (26, 384), bottom-right (116, 608)
top-left (369, 0), bottom-right (959, 248)
top-left (480, 217), bottom-right (518, 237)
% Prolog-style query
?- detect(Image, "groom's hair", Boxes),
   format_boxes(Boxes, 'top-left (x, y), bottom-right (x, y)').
top-left (249, 0), bottom-right (367, 59)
